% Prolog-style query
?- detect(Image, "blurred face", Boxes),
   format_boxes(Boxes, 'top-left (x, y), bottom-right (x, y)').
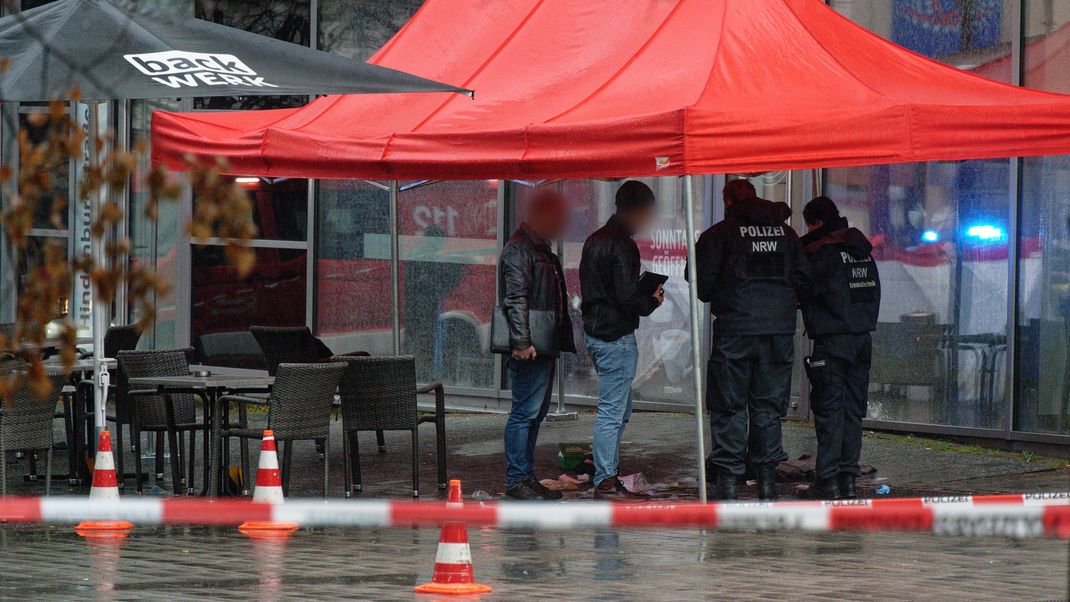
top-left (806, 219), bottom-right (823, 233)
top-left (622, 204), bottom-right (657, 233)
top-left (527, 189), bottom-right (568, 240)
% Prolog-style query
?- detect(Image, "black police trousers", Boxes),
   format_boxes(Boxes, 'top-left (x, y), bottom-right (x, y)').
top-left (706, 334), bottom-right (793, 475)
top-left (806, 332), bottom-right (872, 479)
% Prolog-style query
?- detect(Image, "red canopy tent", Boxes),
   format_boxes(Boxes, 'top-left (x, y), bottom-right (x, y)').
top-left (152, 0), bottom-right (1070, 499)
top-left (153, 0), bottom-right (1070, 179)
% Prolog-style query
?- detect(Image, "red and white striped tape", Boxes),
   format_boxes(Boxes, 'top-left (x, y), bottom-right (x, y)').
top-left (1, 494), bottom-right (1066, 539)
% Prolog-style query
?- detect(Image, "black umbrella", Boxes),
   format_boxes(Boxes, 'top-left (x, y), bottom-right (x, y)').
top-left (0, 0), bottom-right (469, 446)
top-left (0, 0), bottom-right (470, 101)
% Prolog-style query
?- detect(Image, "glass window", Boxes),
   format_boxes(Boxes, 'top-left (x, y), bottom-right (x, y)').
top-left (317, 0), bottom-right (422, 60)
top-left (20, 112), bottom-right (70, 230)
top-left (823, 161), bottom-right (1011, 429)
top-left (314, 180), bottom-right (393, 355)
top-left (1015, 1), bottom-right (1070, 435)
top-left (190, 246), bottom-right (306, 366)
top-left (825, 1), bottom-right (1015, 430)
top-left (399, 181), bottom-right (497, 387)
top-left (130, 99), bottom-right (181, 349)
top-left (193, 177), bottom-right (308, 242)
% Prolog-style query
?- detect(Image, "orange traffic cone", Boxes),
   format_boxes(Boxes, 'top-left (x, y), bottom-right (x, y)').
top-left (239, 430), bottom-right (298, 534)
top-left (76, 430), bottom-right (134, 535)
top-left (414, 480), bottom-right (492, 595)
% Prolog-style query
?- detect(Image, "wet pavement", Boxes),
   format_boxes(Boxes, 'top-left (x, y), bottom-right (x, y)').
top-left (0, 523), bottom-right (1066, 601)
top-left (8, 412), bottom-right (1063, 500)
top-left (2, 411), bottom-right (1068, 599)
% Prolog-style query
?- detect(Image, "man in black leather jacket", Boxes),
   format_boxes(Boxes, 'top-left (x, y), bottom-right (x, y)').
top-left (695, 179), bottom-right (810, 501)
top-left (497, 188), bottom-right (575, 500)
top-left (579, 181), bottom-right (663, 498)
top-left (799, 196), bottom-right (880, 500)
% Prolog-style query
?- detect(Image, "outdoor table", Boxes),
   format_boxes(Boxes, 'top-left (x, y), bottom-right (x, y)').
top-left (127, 371), bottom-right (274, 498)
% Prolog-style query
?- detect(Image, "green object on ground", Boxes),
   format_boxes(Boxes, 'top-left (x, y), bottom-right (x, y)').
top-left (557, 442), bottom-right (592, 470)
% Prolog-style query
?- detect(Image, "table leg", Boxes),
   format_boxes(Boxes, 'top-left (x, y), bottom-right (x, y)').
top-left (208, 389), bottom-right (222, 498)
top-left (199, 391), bottom-right (212, 496)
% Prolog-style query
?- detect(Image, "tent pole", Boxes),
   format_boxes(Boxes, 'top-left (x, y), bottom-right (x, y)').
top-left (89, 100), bottom-right (110, 443)
top-left (389, 180), bottom-right (401, 354)
top-left (683, 175), bottom-right (708, 502)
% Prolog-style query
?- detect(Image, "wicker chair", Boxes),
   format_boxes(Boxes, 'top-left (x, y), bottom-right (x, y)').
top-left (332, 355), bottom-right (447, 498)
top-left (249, 325), bottom-right (383, 452)
top-left (223, 362), bottom-right (346, 498)
top-left (1, 370), bottom-right (68, 495)
top-left (116, 348), bottom-right (205, 495)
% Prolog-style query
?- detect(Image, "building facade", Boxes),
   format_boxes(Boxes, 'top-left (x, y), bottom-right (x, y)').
top-left (0, 0), bottom-right (1066, 445)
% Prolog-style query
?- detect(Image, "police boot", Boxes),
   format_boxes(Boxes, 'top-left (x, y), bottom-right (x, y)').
top-left (710, 468), bottom-right (738, 501)
top-left (837, 473), bottom-right (857, 499)
top-left (799, 477), bottom-right (841, 501)
top-left (756, 465), bottom-right (778, 501)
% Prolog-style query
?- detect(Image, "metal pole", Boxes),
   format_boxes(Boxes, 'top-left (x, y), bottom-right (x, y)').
top-left (547, 183), bottom-right (576, 422)
top-left (88, 101), bottom-right (110, 440)
top-left (683, 175), bottom-right (708, 502)
top-left (389, 180), bottom-right (401, 355)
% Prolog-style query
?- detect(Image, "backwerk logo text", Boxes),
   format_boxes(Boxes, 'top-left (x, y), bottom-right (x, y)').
top-left (123, 50), bottom-right (278, 89)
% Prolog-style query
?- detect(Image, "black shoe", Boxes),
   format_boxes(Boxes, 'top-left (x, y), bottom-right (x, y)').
top-left (710, 468), bottom-right (739, 501)
top-left (756, 465), bottom-right (778, 501)
top-left (837, 473), bottom-right (857, 499)
top-left (799, 477), bottom-right (841, 500)
top-left (531, 477), bottom-right (563, 500)
top-left (506, 478), bottom-right (547, 500)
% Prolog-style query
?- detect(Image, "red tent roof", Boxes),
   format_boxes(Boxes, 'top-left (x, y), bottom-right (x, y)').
top-left (152, 0), bottom-right (1070, 180)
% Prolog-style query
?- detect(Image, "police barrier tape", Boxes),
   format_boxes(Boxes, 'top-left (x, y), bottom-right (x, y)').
top-left (0, 493), bottom-right (1067, 538)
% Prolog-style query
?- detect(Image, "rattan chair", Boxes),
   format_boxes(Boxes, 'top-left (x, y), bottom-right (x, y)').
top-left (116, 348), bottom-right (205, 495)
top-left (333, 355), bottom-right (447, 498)
top-left (1, 370), bottom-right (68, 495)
top-left (223, 362), bottom-right (346, 498)
top-left (250, 325), bottom-right (383, 452)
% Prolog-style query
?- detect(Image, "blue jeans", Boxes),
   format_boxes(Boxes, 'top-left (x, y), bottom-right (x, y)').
top-left (585, 333), bottom-right (638, 486)
top-left (504, 358), bottom-right (556, 488)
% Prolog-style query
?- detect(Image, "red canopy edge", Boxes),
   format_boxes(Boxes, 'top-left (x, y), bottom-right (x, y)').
top-left (151, 0), bottom-right (1070, 180)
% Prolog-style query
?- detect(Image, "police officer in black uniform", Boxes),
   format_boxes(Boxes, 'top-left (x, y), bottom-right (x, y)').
top-left (694, 180), bottom-right (810, 500)
top-left (798, 197), bottom-right (881, 500)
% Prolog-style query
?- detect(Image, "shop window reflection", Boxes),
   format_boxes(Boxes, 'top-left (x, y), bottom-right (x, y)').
top-left (314, 180), bottom-right (393, 356)
top-left (399, 181), bottom-right (497, 388)
top-left (190, 246), bottom-right (306, 368)
top-left (824, 160), bottom-right (1011, 429)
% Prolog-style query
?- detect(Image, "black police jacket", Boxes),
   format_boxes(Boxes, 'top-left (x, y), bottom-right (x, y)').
top-left (694, 197), bottom-right (810, 336)
top-left (799, 217), bottom-right (881, 336)
top-left (579, 214), bottom-right (659, 341)
top-left (497, 225), bottom-right (576, 354)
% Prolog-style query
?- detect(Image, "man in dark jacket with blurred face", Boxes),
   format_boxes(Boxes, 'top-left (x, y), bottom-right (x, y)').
top-left (580, 180), bottom-right (663, 498)
top-left (799, 196), bottom-right (881, 500)
top-left (695, 179), bottom-right (810, 501)
top-left (497, 188), bottom-right (575, 500)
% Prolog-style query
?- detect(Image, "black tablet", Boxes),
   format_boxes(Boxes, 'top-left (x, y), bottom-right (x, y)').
top-left (637, 271), bottom-right (669, 296)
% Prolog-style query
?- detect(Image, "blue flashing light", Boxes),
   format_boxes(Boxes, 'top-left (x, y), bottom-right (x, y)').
top-left (965, 224), bottom-right (1003, 241)
top-left (921, 230), bottom-right (939, 243)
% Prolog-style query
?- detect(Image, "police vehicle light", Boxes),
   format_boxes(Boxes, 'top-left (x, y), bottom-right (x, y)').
top-left (235, 177), bottom-right (260, 184)
top-left (965, 225), bottom-right (1003, 241)
top-left (921, 230), bottom-right (939, 242)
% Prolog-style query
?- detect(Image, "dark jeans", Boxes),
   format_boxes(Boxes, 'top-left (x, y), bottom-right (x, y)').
top-left (706, 334), bottom-right (793, 475)
top-left (504, 357), bottom-right (556, 487)
top-left (807, 332), bottom-right (872, 479)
